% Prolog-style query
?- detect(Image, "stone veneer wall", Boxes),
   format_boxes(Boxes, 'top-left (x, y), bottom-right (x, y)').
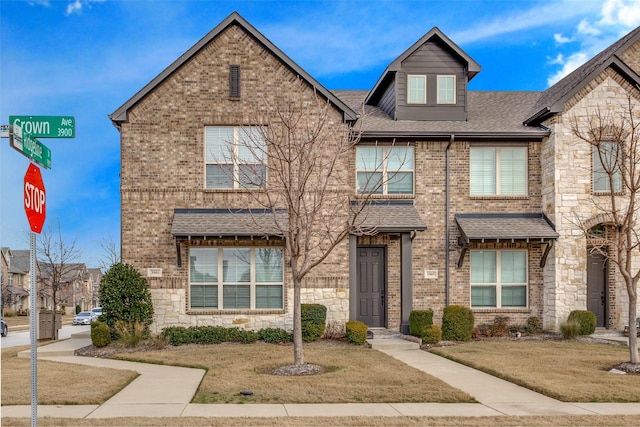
top-left (541, 70), bottom-right (640, 330)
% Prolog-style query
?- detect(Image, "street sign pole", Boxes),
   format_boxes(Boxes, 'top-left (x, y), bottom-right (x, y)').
top-left (30, 231), bottom-right (37, 427)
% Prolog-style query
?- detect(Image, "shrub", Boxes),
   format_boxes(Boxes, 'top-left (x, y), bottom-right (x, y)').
top-left (91, 321), bottom-right (111, 347)
top-left (114, 320), bottom-right (147, 347)
top-left (408, 310), bottom-right (433, 338)
top-left (560, 320), bottom-right (581, 340)
top-left (345, 320), bottom-right (368, 345)
top-left (301, 304), bottom-right (327, 342)
top-left (227, 327), bottom-right (259, 344)
top-left (162, 326), bottom-right (193, 346)
top-left (526, 316), bottom-right (542, 333)
top-left (259, 328), bottom-right (293, 344)
top-left (567, 310), bottom-right (597, 335)
top-left (441, 305), bottom-right (474, 341)
top-left (191, 326), bottom-right (228, 344)
top-left (3, 309), bottom-right (16, 317)
top-left (75, 304), bottom-right (81, 315)
top-left (422, 325), bottom-right (442, 344)
top-left (491, 316), bottom-right (510, 337)
top-left (99, 263), bottom-right (154, 329)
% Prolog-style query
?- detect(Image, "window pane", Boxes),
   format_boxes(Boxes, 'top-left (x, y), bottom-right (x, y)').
top-left (238, 127), bottom-right (266, 162)
top-left (593, 144), bottom-right (622, 192)
top-left (356, 147), bottom-right (383, 170)
top-left (499, 148), bottom-right (526, 195)
top-left (470, 251), bottom-right (496, 283)
top-left (438, 76), bottom-right (455, 104)
top-left (502, 286), bottom-right (526, 307)
top-left (408, 75), bottom-right (426, 103)
top-left (470, 148), bottom-right (496, 195)
top-left (255, 248), bottom-right (283, 282)
top-left (223, 249), bottom-right (251, 282)
top-left (238, 164), bottom-right (266, 189)
top-left (206, 164), bottom-right (233, 189)
top-left (223, 285), bottom-right (250, 309)
top-left (387, 147), bottom-right (413, 171)
top-left (471, 286), bottom-right (496, 307)
top-left (190, 248), bottom-right (218, 283)
top-left (205, 127), bottom-right (233, 163)
top-left (357, 172), bottom-right (383, 194)
top-left (190, 285), bottom-right (218, 309)
top-left (388, 172), bottom-right (413, 194)
top-left (501, 251), bottom-right (526, 283)
top-left (256, 285), bottom-right (283, 309)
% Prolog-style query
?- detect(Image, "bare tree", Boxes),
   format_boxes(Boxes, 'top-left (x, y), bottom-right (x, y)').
top-left (37, 219), bottom-right (81, 340)
top-left (213, 79), bottom-right (405, 367)
top-left (97, 234), bottom-right (121, 272)
top-left (570, 96), bottom-right (640, 365)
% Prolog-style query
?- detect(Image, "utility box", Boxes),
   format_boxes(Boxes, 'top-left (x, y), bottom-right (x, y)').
top-left (38, 310), bottom-right (62, 340)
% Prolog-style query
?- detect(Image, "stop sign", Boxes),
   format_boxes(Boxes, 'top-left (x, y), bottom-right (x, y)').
top-left (24, 164), bottom-right (46, 233)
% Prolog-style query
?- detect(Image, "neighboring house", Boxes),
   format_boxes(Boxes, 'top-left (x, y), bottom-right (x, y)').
top-left (86, 268), bottom-right (102, 308)
top-left (111, 12), bottom-right (639, 334)
top-left (38, 262), bottom-right (90, 311)
top-left (1, 248), bottom-right (31, 313)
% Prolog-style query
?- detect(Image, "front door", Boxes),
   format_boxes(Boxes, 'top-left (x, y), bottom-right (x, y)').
top-left (587, 249), bottom-right (608, 328)
top-left (356, 247), bottom-right (386, 327)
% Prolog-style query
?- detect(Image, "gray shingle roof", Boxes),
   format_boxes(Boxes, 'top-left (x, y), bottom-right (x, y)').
top-left (525, 25), bottom-right (640, 124)
top-left (171, 209), bottom-right (286, 238)
top-left (356, 201), bottom-right (427, 233)
top-left (455, 213), bottom-right (558, 242)
top-left (334, 90), bottom-right (547, 139)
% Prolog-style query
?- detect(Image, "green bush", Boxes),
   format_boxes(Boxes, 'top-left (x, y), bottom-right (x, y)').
top-left (422, 325), bottom-right (442, 344)
top-left (441, 305), bottom-right (474, 341)
top-left (408, 310), bottom-right (433, 338)
top-left (91, 321), bottom-right (111, 348)
top-left (560, 320), bottom-right (581, 340)
top-left (75, 304), bottom-right (81, 315)
top-left (227, 327), bottom-right (259, 344)
top-left (191, 326), bottom-right (228, 344)
top-left (258, 328), bottom-right (293, 344)
top-left (526, 316), bottom-right (542, 333)
top-left (345, 320), bottom-right (368, 345)
top-left (162, 326), bottom-right (193, 346)
top-left (99, 263), bottom-right (154, 329)
top-left (301, 304), bottom-right (327, 342)
top-left (567, 310), bottom-right (597, 335)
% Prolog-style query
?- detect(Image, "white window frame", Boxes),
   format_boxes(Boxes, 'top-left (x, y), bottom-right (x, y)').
top-left (437, 75), bottom-right (456, 104)
top-left (407, 75), bottom-right (427, 104)
top-left (470, 249), bottom-right (528, 308)
top-left (356, 146), bottom-right (415, 195)
top-left (592, 142), bottom-right (622, 193)
top-left (470, 146), bottom-right (528, 196)
top-left (188, 247), bottom-right (284, 310)
top-left (205, 126), bottom-right (266, 190)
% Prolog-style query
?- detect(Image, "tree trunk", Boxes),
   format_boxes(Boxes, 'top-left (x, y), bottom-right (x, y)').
top-left (628, 292), bottom-right (638, 364)
top-left (292, 277), bottom-right (304, 365)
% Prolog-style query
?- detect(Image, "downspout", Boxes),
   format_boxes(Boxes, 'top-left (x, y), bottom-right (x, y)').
top-left (445, 134), bottom-right (454, 306)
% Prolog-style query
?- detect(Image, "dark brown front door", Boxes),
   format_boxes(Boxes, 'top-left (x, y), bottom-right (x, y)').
top-left (357, 247), bottom-right (385, 327)
top-left (587, 249), bottom-right (608, 328)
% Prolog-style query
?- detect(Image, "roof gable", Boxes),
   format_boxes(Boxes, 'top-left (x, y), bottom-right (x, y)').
top-left (110, 12), bottom-right (357, 126)
top-left (525, 25), bottom-right (640, 125)
top-left (366, 27), bottom-right (480, 106)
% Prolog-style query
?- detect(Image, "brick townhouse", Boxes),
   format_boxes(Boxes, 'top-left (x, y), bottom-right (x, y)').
top-left (110, 12), bottom-right (640, 334)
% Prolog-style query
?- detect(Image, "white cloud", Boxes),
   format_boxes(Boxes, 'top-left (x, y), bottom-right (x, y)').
top-left (66, 0), bottom-right (83, 15)
top-left (554, 33), bottom-right (573, 44)
top-left (549, 53), bottom-right (565, 65)
top-left (577, 19), bottom-right (601, 35)
top-left (600, 0), bottom-right (640, 27)
top-left (547, 51), bottom-right (588, 85)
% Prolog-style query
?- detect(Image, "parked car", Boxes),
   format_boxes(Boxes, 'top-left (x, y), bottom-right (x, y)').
top-left (0, 318), bottom-right (7, 337)
top-left (73, 311), bottom-right (96, 325)
top-left (91, 307), bottom-right (103, 319)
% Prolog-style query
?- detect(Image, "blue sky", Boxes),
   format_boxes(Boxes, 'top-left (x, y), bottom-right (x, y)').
top-left (1, 0), bottom-right (639, 268)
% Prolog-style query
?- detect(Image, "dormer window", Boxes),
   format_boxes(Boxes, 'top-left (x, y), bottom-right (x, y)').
top-left (407, 75), bottom-right (426, 104)
top-left (437, 75), bottom-right (456, 104)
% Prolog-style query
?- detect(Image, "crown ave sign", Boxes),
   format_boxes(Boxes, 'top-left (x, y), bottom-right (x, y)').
top-left (24, 164), bottom-right (46, 233)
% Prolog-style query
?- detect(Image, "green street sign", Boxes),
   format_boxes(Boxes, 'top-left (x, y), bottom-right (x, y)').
top-left (9, 115), bottom-right (75, 138)
top-left (9, 124), bottom-right (52, 169)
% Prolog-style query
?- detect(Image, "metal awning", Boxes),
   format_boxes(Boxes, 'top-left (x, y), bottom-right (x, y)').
top-left (353, 201), bottom-right (427, 234)
top-left (455, 213), bottom-right (559, 268)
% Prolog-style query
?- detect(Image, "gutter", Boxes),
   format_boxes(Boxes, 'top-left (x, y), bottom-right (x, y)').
top-left (445, 134), bottom-right (454, 307)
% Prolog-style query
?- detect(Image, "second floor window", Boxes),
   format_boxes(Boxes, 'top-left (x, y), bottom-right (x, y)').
top-left (356, 146), bottom-right (414, 195)
top-left (470, 146), bottom-right (527, 196)
top-left (205, 127), bottom-right (266, 189)
top-left (407, 75), bottom-right (426, 104)
top-left (593, 142), bottom-right (622, 193)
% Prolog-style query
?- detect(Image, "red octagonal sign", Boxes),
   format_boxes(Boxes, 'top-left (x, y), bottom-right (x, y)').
top-left (24, 164), bottom-right (46, 234)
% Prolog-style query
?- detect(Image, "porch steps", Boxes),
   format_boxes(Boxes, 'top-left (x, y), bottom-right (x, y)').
top-left (366, 329), bottom-right (420, 350)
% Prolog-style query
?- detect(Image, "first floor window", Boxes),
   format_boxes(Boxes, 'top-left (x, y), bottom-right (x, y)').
top-left (470, 250), bottom-right (527, 308)
top-left (189, 247), bottom-right (283, 310)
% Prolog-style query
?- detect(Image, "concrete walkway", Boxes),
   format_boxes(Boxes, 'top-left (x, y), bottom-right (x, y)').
top-left (4, 333), bottom-right (640, 419)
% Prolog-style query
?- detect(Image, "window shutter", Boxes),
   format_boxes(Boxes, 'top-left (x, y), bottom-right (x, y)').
top-left (229, 65), bottom-right (240, 98)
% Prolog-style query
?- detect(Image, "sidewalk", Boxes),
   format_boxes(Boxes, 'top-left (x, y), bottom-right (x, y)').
top-left (4, 334), bottom-right (640, 419)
